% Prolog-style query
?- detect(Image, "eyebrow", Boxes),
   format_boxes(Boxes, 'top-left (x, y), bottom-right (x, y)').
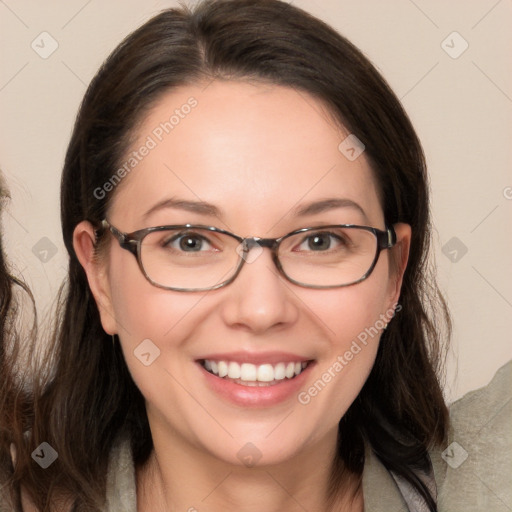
top-left (143, 197), bottom-right (368, 222)
top-left (294, 198), bottom-right (368, 221)
top-left (143, 198), bottom-right (221, 220)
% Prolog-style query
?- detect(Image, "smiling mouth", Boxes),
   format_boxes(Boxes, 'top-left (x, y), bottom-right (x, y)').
top-left (199, 359), bottom-right (313, 387)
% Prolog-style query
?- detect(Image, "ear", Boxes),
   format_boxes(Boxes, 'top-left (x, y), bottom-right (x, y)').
top-left (386, 222), bottom-right (411, 308)
top-left (73, 220), bottom-right (117, 335)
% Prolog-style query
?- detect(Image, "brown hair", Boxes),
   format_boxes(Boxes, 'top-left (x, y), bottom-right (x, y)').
top-left (0, 176), bottom-right (36, 511)
top-left (7, 1), bottom-right (450, 510)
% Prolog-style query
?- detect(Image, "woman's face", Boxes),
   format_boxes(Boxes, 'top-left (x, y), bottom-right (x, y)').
top-left (76, 80), bottom-right (410, 467)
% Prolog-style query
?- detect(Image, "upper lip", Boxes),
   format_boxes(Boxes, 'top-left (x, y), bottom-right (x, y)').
top-left (196, 351), bottom-right (313, 365)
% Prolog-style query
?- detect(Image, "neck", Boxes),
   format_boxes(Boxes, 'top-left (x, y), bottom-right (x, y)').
top-left (136, 423), bottom-right (363, 512)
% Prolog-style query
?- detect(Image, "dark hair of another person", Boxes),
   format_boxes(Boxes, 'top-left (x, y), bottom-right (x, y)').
top-left (8, 1), bottom-right (451, 510)
top-left (0, 177), bottom-right (36, 511)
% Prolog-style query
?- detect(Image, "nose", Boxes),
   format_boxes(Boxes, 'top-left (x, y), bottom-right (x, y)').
top-left (218, 246), bottom-right (299, 333)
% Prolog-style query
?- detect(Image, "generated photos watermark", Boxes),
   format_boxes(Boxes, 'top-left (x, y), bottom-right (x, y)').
top-left (93, 97), bottom-right (198, 200)
top-left (297, 303), bottom-right (401, 405)
top-left (31, 442), bottom-right (59, 469)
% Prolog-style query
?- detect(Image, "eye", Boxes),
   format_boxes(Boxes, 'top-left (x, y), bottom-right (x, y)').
top-left (295, 231), bottom-right (347, 252)
top-left (163, 232), bottom-right (215, 252)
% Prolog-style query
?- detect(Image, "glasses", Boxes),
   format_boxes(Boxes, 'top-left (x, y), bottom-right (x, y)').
top-left (101, 219), bottom-right (396, 292)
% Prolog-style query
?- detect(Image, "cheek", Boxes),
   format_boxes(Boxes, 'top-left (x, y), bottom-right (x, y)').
top-left (295, 266), bottom-right (392, 420)
top-left (304, 263), bottom-right (392, 351)
top-left (106, 258), bottom-right (207, 390)
top-left (107, 248), bottom-right (204, 339)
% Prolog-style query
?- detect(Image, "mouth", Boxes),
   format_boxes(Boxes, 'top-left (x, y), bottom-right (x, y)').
top-left (198, 358), bottom-right (313, 387)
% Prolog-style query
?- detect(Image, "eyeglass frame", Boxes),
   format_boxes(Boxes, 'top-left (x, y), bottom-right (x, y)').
top-left (99, 219), bottom-right (397, 292)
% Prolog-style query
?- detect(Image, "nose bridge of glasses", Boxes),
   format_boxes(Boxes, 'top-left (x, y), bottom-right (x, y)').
top-left (242, 237), bottom-right (277, 252)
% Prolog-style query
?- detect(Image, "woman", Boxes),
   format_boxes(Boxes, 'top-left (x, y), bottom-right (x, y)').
top-left (9, 0), bottom-right (455, 510)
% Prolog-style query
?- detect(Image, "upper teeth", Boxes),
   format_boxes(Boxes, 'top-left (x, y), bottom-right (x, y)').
top-left (203, 360), bottom-right (308, 382)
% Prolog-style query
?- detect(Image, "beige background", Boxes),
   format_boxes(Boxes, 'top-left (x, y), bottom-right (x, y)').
top-left (0, 0), bottom-right (511, 402)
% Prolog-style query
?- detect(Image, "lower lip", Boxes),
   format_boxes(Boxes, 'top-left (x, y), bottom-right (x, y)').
top-left (197, 362), bottom-right (315, 407)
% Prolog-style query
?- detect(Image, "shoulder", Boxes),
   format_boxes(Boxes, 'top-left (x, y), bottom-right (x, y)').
top-left (105, 436), bottom-right (137, 512)
top-left (434, 360), bottom-right (512, 511)
top-left (362, 447), bottom-right (409, 511)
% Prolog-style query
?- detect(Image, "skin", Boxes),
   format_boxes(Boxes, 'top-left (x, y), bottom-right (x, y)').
top-left (74, 80), bottom-right (410, 511)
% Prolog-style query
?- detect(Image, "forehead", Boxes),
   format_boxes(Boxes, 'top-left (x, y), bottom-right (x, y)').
top-left (109, 80), bottom-right (383, 231)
